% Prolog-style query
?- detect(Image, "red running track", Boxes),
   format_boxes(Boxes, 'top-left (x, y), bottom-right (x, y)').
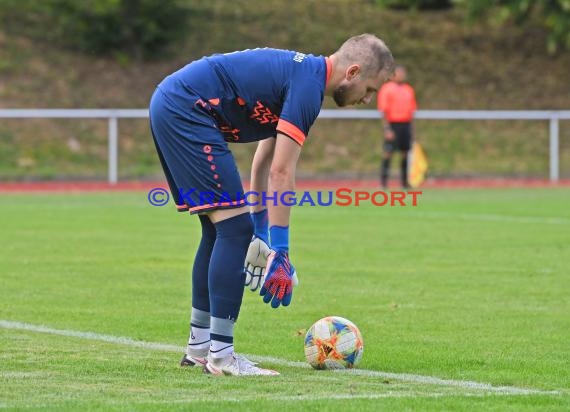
top-left (0, 178), bottom-right (569, 192)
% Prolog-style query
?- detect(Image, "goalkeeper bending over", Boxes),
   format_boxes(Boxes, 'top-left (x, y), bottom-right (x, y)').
top-left (149, 34), bottom-right (394, 376)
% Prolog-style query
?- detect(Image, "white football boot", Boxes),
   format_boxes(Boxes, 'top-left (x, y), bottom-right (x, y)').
top-left (204, 353), bottom-right (280, 376)
top-left (180, 347), bottom-right (208, 367)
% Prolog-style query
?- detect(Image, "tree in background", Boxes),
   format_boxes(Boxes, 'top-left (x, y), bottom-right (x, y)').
top-left (375, 0), bottom-right (453, 9)
top-left (465, 0), bottom-right (570, 54)
top-left (375, 0), bottom-right (569, 53)
top-left (0, 0), bottom-right (190, 61)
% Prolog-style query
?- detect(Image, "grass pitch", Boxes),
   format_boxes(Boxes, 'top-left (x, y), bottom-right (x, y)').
top-left (1, 188), bottom-right (569, 411)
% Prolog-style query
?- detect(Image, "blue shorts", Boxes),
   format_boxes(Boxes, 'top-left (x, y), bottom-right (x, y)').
top-left (149, 87), bottom-right (246, 214)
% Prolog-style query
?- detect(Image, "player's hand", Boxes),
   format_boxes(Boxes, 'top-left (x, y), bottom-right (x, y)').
top-left (260, 250), bottom-right (297, 308)
top-left (385, 128), bottom-right (395, 141)
top-left (244, 235), bottom-right (271, 292)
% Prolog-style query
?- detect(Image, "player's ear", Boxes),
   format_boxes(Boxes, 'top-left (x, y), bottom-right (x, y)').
top-left (345, 64), bottom-right (361, 81)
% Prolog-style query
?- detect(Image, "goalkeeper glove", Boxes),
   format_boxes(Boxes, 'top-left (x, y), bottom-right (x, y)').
top-left (259, 226), bottom-right (298, 308)
top-left (244, 209), bottom-right (270, 291)
top-left (260, 250), bottom-right (296, 308)
top-left (244, 235), bottom-right (271, 291)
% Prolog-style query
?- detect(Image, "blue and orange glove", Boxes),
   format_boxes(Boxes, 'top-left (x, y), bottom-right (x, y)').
top-left (260, 226), bottom-right (298, 308)
top-left (244, 209), bottom-right (270, 292)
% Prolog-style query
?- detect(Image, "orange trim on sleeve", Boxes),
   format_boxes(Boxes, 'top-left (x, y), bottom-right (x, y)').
top-left (325, 57), bottom-right (332, 88)
top-left (276, 119), bottom-right (306, 146)
top-left (208, 98), bottom-right (220, 106)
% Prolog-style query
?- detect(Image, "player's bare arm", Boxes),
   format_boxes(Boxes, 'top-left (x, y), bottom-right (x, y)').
top-left (257, 132), bottom-right (302, 308)
top-left (244, 138), bottom-right (276, 291)
top-left (383, 117), bottom-right (395, 140)
top-left (268, 133), bottom-right (302, 227)
top-left (249, 138), bottom-right (275, 213)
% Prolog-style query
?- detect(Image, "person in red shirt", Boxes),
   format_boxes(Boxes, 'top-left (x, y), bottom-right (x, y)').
top-left (377, 65), bottom-right (417, 188)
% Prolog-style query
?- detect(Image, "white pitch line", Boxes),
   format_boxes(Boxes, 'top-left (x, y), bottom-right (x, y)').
top-left (405, 211), bottom-right (570, 225)
top-left (104, 392), bottom-right (450, 405)
top-left (0, 320), bottom-right (561, 396)
top-left (0, 320), bottom-right (181, 353)
top-left (337, 369), bottom-right (553, 396)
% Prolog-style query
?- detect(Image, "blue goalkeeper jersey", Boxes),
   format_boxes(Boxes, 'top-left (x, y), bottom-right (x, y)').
top-left (157, 48), bottom-right (332, 145)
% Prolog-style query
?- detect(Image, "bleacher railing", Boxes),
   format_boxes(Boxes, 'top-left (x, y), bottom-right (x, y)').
top-left (1, 109), bottom-right (569, 183)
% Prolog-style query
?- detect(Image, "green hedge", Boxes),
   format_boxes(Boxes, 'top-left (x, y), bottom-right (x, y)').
top-left (375, 0), bottom-right (453, 10)
top-left (466, 0), bottom-right (570, 54)
top-left (0, 0), bottom-right (190, 60)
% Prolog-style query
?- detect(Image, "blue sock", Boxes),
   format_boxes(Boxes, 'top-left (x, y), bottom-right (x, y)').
top-left (192, 215), bottom-right (216, 312)
top-left (251, 209), bottom-right (269, 243)
top-left (209, 212), bottom-right (253, 322)
top-left (270, 225), bottom-right (289, 252)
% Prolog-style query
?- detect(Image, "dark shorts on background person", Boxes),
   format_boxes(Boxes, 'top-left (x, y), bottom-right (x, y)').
top-left (383, 122), bottom-right (412, 152)
top-left (149, 87), bottom-right (246, 214)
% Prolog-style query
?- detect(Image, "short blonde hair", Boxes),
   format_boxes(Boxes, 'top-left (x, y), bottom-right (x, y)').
top-left (335, 34), bottom-right (394, 77)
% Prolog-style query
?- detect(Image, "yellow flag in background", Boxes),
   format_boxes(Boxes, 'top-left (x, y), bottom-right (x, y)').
top-left (408, 142), bottom-right (428, 188)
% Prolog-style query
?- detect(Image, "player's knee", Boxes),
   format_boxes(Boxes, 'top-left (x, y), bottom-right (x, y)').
top-left (233, 212), bottom-right (253, 240)
top-left (214, 211), bottom-right (253, 243)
